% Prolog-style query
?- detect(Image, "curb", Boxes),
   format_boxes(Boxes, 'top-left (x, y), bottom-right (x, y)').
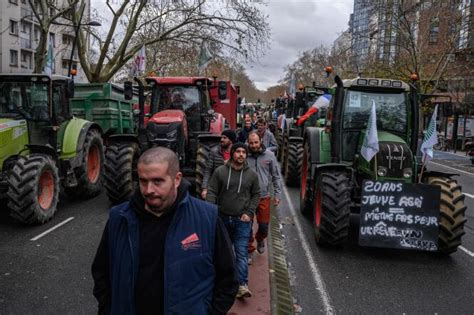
top-left (268, 208), bottom-right (294, 315)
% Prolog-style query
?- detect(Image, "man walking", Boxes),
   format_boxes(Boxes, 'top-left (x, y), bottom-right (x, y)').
top-left (206, 143), bottom-right (260, 299)
top-left (256, 117), bottom-right (278, 153)
top-left (201, 129), bottom-right (237, 200)
top-left (247, 131), bottom-right (283, 256)
top-left (237, 113), bottom-right (255, 143)
top-left (92, 147), bottom-right (238, 314)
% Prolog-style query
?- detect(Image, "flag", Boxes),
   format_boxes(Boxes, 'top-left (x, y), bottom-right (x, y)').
top-left (283, 90), bottom-right (289, 99)
top-left (241, 97), bottom-right (246, 105)
top-left (361, 100), bottom-right (379, 162)
top-left (420, 105), bottom-right (439, 161)
top-left (131, 45), bottom-right (146, 76)
top-left (311, 94), bottom-right (331, 110)
top-left (288, 72), bottom-right (296, 98)
top-left (44, 34), bottom-right (54, 76)
top-left (198, 42), bottom-right (212, 75)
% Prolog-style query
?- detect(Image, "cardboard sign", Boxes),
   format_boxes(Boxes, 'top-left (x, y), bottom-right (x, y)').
top-left (359, 181), bottom-right (440, 252)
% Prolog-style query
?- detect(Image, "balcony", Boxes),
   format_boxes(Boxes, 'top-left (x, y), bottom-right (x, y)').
top-left (20, 7), bottom-right (37, 23)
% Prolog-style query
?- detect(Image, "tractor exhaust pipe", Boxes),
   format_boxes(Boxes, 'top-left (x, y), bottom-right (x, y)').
top-left (331, 75), bottom-right (344, 163)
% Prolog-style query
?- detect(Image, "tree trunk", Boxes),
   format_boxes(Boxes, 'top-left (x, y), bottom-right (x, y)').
top-left (34, 28), bottom-right (49, 73)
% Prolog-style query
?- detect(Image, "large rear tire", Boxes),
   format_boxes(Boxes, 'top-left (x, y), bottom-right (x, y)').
top-left (8, 155), bottom-right (60, 224)
top-left (276, 129), bottom-right (284, 162)
top-left (285, 141), bottom-right (303, 187)
top-left (65, 129), bottom-right (104, 198)
top-left (281, 134), bottom-right (289, 175)
top-left (313, 172), bottom-right (351, 246)
top-left (425, 176), bottom-right (466, 254)
top-left (104, 142), bottom-right (140, 205)
top-left (299, 142), bottom-right (312, 216)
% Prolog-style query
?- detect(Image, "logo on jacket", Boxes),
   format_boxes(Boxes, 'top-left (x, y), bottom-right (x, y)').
top-left (181, 233), bottom-right (201, 250)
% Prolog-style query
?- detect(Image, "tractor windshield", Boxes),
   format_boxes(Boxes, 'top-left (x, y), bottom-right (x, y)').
top-left (153, 85), bottom-right (204, 116)
top-left (342, 90), bottom-right (408, 133)
top-left (0, 79), bottom-right (49, 121)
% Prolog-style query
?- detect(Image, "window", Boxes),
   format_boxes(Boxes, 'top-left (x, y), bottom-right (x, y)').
top-left (9, 0), bottom-right (18, 4)
top-left (34, 26), bottom-right (40, 41)
top-left (62, 34), bottom-right (73, 46)
top-left (10, 50), bottom-right (18, 66)
top-left (429, 17), bottom-right (439, 44)
top-left (49, 33), bottom-right (56, 48)
top-left (9, 20), bottom-right (18, 35)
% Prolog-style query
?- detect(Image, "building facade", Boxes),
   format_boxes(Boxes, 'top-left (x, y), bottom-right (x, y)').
top-left (0, 0), bottom-right (90, 82)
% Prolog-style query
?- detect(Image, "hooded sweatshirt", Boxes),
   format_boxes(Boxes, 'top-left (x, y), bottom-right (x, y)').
top-left (259, 129), bottom-right (278, 152)
top-left (206, 161), bottom-right (260, 217)
top-left (247, 145), bottom-right (283, 199)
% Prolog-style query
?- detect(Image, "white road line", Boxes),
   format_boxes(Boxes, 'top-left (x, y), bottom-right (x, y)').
top-left (428, 161), bottom-right (474, 177)
top-left (30, 217), bottom-right (75, 241)
top-left (282, 186), bottom-right (334, 314)
top-left (463, 192), bottom-right (474, 199)
top-left (459, 246), bottom-right (474, 257)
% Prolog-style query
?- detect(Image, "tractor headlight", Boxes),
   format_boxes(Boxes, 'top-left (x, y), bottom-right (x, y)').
top-left (377, 166), bottom-right (388, 177)
top-left (403, 168), bottom-right (413, 178)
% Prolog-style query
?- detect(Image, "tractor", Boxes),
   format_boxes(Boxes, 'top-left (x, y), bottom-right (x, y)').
top-left (279, 85), bottom-right (327, 187)
top-left (105, 76), bottom-right (236, 203)
top-left (299, 75), bottom-right (466, 254)
top-left (0, 74), bottom-right (104, 224)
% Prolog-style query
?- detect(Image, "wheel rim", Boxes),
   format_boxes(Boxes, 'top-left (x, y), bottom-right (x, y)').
top-left (301, 148), bottom-right (308, 202)
top-left (38, 169), bottom-right (54, 210)
top-left (87, 144), bottom-right (101, 183)
top-left (314, 187), bottom-right (322, 227)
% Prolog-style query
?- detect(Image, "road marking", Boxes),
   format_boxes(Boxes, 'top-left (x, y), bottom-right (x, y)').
top-left (463, 192), bottom-right (474, 199)
top-left (282, 186), bottom-right (334, 314)
top-left (30, 217), bottom-right (75, 241)
top-left (428, 161), bottom-right (474, 177)
top-left (459, 246), bottom-right (474, 257)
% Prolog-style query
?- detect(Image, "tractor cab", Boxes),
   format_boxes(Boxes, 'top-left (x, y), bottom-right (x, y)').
top-left (330, 78), bottom-right (417, 183)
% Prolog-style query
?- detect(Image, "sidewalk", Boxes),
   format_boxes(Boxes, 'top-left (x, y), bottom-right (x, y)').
top-left (229, 221), bottom-right (271, 315)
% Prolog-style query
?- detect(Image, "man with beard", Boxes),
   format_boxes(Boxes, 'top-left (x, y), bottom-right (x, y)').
top-left (92, 147), bottom-right (238, 315)
top-left (247, 131), bottom-right (282, 257)
top-left (206, 143), bottom-right (260, 299)
top-left (256, 117), bottom-right (278, 153)
top-left (201, 129), bottom-right (237, 200)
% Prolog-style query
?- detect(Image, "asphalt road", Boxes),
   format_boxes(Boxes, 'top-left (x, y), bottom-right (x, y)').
top-left (279, 150), bottom-right (474, 314)
top-left (0, 150), bottom-right (473, 314)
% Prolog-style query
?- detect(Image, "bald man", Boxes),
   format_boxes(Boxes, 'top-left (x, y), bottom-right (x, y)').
top-left (92, 147), bottom-right (238, 315)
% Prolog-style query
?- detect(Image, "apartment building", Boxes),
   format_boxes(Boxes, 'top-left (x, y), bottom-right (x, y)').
top-left (0, 0), bottom-right (90, 82)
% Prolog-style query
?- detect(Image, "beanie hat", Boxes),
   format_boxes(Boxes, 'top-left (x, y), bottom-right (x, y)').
top-left (230, 142), bottom-right (248, 157)
top-left (221, 129), bottom-right (237, 143)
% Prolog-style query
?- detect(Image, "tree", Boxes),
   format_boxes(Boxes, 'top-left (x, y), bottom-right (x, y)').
top-left (75, 0), bottom-right (270, 82)
top-left (28, 0), bottom-right (79, 73)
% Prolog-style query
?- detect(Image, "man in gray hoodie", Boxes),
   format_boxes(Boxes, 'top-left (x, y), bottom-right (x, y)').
top-left (247, 131), bottom-right (283, 256)
top-left (256, 117), bottom-right (278, 153)
top-left (206, 142), bottom-right (260, 299)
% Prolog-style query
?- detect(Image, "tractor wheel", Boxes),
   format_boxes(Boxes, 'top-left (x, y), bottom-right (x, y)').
top-left (299, 142), bottom-right (312, 216)
top-left (104, 142), bottom-right (140, 205)
top-left (195, 141), bottom-right (220, 196)
top-left (8, 155), bottom-right (60, 224)
top-left (313, 172), bottom-right (351, 246)
top-left (285, 141), bottom-right (303, 187)
top-left (281, 134), bottom-right (289, 175)
top-left (276, 130), bottom-right (284, 161)
top-left (425, 176), bottom-right (466, 254)
top-left (65, 129), bottom-right (104, 198)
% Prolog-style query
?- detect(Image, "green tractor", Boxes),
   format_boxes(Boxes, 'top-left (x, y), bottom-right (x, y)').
top-left (280, 85), bottom-right (327, 187)
top-left (300, 75), bottom-right (466, 254)
top-left (0, 74), bottom-right (104, 224)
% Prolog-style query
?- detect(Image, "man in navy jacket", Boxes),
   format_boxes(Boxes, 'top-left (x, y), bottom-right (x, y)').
top-left (92, 147), bottom-right (238, 314)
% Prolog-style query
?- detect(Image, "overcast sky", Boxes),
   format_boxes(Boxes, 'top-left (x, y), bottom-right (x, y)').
top-left (250, 0), bottom-right (354, 90)
top-left (90, 0), bottom-right (354, 91)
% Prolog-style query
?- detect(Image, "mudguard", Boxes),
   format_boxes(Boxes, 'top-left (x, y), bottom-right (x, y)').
top-left (60, 117), bottom-right (102, 168)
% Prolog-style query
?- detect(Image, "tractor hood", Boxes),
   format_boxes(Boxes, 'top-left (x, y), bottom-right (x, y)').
top-left (358, 131), bottom-right (414, 181)
top-left (0, 118), bottom-right (28, 169)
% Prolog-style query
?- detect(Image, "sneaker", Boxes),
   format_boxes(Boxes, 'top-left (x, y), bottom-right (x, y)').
top-left (236, 284), bottom-right (252, 298)
top-left (257, 241), bottom-right (265, 254)
top-left (248, 252), bottom-right (253, 265)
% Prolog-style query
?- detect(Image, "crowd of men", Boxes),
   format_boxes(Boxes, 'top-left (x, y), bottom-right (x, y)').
top-left (92, 113), bottom-right (283, 314)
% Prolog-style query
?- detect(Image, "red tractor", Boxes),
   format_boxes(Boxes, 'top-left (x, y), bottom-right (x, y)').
top-left (106, 76), bottom-right (238, 202)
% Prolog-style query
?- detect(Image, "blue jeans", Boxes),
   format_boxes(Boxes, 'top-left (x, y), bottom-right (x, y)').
top-left (220, 215), bottom-right (252, 285)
